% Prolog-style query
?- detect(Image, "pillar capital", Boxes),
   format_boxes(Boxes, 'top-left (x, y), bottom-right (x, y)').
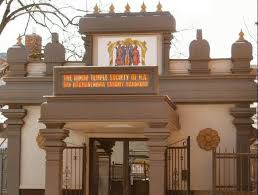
top-left (39, 127), bottom-right (69, 149)
top-left (230, 103), bottom-right (256, 152)
top-left (97, 139), bottom-right (115, 155)
top-left (1, 106), bottom-right (26, 125)
top-left (144, 127), bottom-right (170, 147)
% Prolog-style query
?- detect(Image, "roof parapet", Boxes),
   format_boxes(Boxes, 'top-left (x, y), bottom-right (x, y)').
top-left (231, 30), bottom-right (253, 74)
top-left (188, 29), bottom-right (211, 74)
top-left (44, 33), bottom-right (65, 75)
top-left (7, 35), bottom-right (28, 77)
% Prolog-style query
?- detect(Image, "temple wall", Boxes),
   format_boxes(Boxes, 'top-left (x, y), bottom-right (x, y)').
top-left (24, 59), bottom-right (234, 77)
top-left (20, 106), bottom-right (86, 189)
top-left (19, 104), bottom-right (237, 190)
top-left (169, 104), bottom-right (236, 191)
top-left (20, 106), bottom-right (46, 189)
top-left (169, 59), bottom-right (232, 74)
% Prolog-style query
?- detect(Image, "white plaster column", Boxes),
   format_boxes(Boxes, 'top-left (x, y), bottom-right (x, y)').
top-left (39, 124), bottom-right (69, 195)
top-left (144, 123), bottom-right (170, 195)
top-left (97, 149), bottom-right (110, 195)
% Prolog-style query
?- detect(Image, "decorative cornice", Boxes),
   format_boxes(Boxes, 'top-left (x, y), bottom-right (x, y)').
top-left (79, 11), bottom-right (176, 34)
top-left (0, 74), bottom-right (256, 105)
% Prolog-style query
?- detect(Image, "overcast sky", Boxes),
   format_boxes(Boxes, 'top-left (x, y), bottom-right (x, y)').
top-left (0, 0), bottom-right (257, 64)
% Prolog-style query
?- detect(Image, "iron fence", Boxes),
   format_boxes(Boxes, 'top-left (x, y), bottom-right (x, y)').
top-left (0, 148), bottom-right (7, 195)
top-left (0, 65), bottom-right (8, 79)
top-left (63, 146), bottom-right (86, 195)
top-left (212, 148), bottom-right (257, 194)
top-left (165, 136), bottom-right (190, 195)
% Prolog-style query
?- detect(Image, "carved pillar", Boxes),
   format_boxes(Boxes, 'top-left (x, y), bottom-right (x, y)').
top-left (144, 123), bottom-right (170, 195)
top-left (82, 34), bottom-right (93, 66)
top-left (230, 103), bottom-right (256, 190)
top-left (162, 32), bottom-right (173, 75)
top-left (1, 105), bottom-right (26, 195)
top-left (230, 104), bottom-right (256, 152)
top-left (39, 123), bottom-right (69, 195)
top-left (97, 140), bottom-right (114, 195)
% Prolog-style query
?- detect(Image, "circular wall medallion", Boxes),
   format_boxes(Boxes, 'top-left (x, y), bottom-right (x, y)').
top-left (197, 128), bottom-right (220, 151)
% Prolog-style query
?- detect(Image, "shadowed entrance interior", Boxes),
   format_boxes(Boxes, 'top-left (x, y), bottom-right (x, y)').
top-left (90, 139), bottom-right (149, 195)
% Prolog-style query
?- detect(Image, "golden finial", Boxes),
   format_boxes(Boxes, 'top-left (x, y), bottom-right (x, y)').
top-left (94, 4), bottom-right (100, 14)
top-left (141, 2), bottom-right (146, 12)
top-left (156, 1), bottom-right (162, 12)
top-left (125, 3), bottom-right (131, 13)
top-left (238, 29), bottom-right (245, 41)
top-left (17, 34), bottom-right (22, 45)
top-left (109, 3), bottom-right (115, 13)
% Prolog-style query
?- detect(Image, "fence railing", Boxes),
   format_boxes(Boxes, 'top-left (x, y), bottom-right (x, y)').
top-left (110, 161), bottom-right (149, 181)
top-left (165, 136), bottom-right (190, 195)
top-left (0, 65), bottom-right (8, 79)
top-left (62, 146), bottom-right (86, 195)
top-left (212, 149), bottom-right (257, 193)
top-left (0, 148), bottom-right (7, 195)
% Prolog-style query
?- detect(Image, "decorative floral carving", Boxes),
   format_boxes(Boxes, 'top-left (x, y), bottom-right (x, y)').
top-left (197, 128), bottom-right (220, 151)
top-left (36, 132), bottom-right (44, 149)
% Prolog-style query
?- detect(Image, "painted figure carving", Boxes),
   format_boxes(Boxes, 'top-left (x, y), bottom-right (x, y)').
top-left (108, 38), bottom-right (147, 66)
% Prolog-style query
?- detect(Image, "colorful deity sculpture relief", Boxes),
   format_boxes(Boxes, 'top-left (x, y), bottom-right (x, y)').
top-left (107, 38), bottom-right (147, 66)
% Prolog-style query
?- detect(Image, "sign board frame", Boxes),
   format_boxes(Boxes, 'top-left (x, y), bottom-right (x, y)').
top-left (53, 66), bottom-right (159, 95)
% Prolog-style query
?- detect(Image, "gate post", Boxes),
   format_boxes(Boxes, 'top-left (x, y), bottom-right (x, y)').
top-left (1, 105), bottom-right (26, 195)
top-left (38, 123), bottom-right (69, 195)
top-left (144, 123), bottom-right (170, 195)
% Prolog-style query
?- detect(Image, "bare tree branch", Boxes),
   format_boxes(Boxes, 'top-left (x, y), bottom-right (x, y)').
top-left (0, 0), bottom-right (4, 7)
top-left (243, 17), bottom-right (257, 44)
top-left (0, 0), bottom-right (82, 35)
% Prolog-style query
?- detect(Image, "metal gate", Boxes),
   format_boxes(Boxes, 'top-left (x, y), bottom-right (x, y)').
top-left (0, 148), bottom-right (7, 195)
top-left (63, 146), bottom-right (86, 195)
top-left (165, 136), bottom-right (190, 195)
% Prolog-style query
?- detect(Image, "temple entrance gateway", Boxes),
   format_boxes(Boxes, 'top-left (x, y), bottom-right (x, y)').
top-left (38, 66), bottom-right (179, 195)
top-left (89, 139), bottom-right (149, 195)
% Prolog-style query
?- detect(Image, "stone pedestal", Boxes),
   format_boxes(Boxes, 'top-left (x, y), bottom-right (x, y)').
top-left (144, 124), bottom-right (170, 195)
top-left (39, 124), bottom-right (69, 195)
top-left (1, 105), bottom-right (26, 195)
